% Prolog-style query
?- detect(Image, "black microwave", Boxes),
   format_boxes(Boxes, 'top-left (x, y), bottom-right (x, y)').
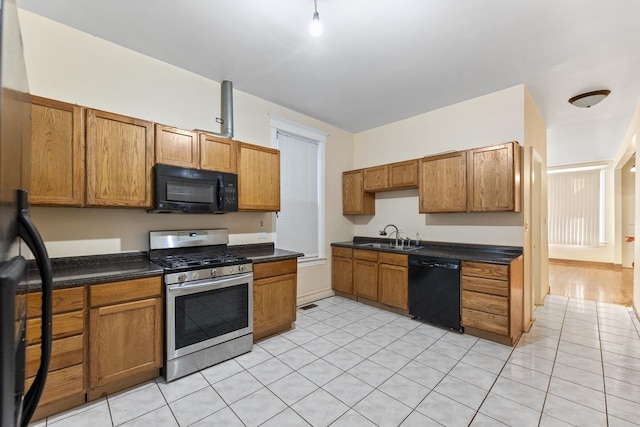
top-left (150, 164), bottom-right (238, 213)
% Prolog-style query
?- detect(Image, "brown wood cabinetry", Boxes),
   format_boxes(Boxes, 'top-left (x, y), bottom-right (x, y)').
top-left (199, 133), bottom-right (237, 173)
top-left (253, 259), bottom-right (298, 341)
top-left (378, 252), bottom-right (408, 309)
top-left (88, 277), bottom-right (162, 398)
top-left (353, 249), bottom-right (378, 301)
top-left (461, 256), bottom-right (523, 346)
top-left (467, 141), bottom-right (521, 212)
top-left (419, 151), bottom-right (467, 213)
top-left (343, 169), bottom-right (375, 215)
top-left (237, 141), bottom-right (280, 211)
top-left (30, 96), bottom-right (84, 206)
top-left (389, 159), bottom-right (419, 189)
top-left (332, 247), bottom-right (353, 294)
top-left (364, 165), bottom-right (389, 192)
top-left (86, 109), bottom-right (154, 208)
top-left (26, 286), bottom-right (86, 420)
top-left (154, 124), bottom-right (199, 168)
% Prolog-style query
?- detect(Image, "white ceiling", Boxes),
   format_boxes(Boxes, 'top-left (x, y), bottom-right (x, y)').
top-left (17, 0), bottom-right (640, 166)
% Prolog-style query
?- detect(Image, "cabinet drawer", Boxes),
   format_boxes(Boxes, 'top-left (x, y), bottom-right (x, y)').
top-left (26, 334), bottom-right (84, 377)
top-left (28, 286), bottom-right (85, 318)
top-left (332, 247), bottom-right (353, 258)
top-left (27, 311), bottom-right (84, 345)
top-left (353, 249), bottom-right (378, 262)
top-left (90, 276), bottom-right (162, 307)
top-left (462, 290), bottom-right (508, 316)
top-left (378, 252), bottom-right (408, 267)
top-left (462, 308), bottom-right (508, 336)
top-left (253, 259), bottom-right (297, 280)
top-left (462, 275), bottom-right (509, 297)
top-left (461, 261), bottom-right (509, 280)
top-left (26, 363), bottom-right (84, 407)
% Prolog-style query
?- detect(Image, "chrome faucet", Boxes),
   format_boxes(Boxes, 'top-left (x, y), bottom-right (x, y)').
top-left (379, 224), bottom-right (400, 247)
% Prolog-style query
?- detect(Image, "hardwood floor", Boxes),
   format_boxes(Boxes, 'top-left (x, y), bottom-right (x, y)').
top-left (548, 259), bottom-right (634, 306)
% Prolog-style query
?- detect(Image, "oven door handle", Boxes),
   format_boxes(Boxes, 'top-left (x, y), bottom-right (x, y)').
top-left (168, 273), bottom-right (253, 293)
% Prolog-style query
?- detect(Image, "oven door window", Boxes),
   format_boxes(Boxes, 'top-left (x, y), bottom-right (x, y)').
top-left (174, 283), bottom-right (249, 350)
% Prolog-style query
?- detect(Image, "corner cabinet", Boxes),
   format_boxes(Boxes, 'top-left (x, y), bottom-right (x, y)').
top-left (253, 259), bottom-right (297, 341)
top-left (343, 169), bottom-right (375, 215)
top-left (467, 142), bottom-right (521, 212)
top-left (30, 96), bottom-right (85, 206)
top-left (237, 141), bottom-right (280, 211)
top-left (88, 277), bottom-right (162, 399)
top-left (461, 256), bottom-right (523, 346)
top-left (86, 109), bottom-right (154, 207)
top-left (419, 151), bottom-right (467, 213)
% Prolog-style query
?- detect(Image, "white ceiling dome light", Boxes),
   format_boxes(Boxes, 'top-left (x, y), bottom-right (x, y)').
top-left (568, 90), bottom-right (611, 108)
top-left (309, 0), bottom-right (323, 37)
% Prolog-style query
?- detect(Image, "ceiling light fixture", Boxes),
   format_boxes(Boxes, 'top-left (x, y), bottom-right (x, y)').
top-left (631, 165), bottom-right (636, 173)
top-left (568, 89), bottom-right (611, 108)
top-left (309, 0), bottom-right (322, 37)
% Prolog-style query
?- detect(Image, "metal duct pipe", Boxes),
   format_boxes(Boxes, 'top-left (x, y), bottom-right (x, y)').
top-left (213, 80), bottom-right (234, 139)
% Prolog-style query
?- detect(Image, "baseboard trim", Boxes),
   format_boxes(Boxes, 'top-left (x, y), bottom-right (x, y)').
top-left (549, 258), bottom-right (623, 270)
top-left (296, 288), bottom-right (335, 306)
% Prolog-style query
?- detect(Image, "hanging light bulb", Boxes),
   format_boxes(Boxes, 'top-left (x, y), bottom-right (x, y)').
top-left (309, 0), bottom-right (322, 36)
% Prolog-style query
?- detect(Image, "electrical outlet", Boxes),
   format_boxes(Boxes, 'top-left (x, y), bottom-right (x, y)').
top-left (258, 232), bottom-right (267, 239)
top-left (259, 220), bottom-right (265, 227)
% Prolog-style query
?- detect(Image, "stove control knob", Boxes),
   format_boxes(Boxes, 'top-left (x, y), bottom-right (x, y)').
top-left (238, 265), bottom-right (245, 272)
top-left (211, 269), bottom-right (217, 278)
top-left (193, 272), bottom-right (200, 280)
top-left (177, 273), bottom-right (187, 283)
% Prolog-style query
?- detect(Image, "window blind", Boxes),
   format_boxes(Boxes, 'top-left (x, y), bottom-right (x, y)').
top-left (276, 131), bottom-right (319, 259)
top-left (548, 169), bottom-right (602, 246)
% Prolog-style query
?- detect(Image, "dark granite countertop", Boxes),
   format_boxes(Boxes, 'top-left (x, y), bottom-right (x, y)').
top-left (27, 244), bottom-right (303, 290)
top-left (332, 237), bottom-right (522, 264)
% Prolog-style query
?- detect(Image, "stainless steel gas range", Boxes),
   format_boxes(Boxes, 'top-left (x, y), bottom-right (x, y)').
top-left (150, 229), bottom-right (253, 382)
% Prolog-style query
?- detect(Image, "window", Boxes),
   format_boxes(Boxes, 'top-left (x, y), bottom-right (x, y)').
top-left (270, 115), bottom-right (326, 262)
top-left (547, 166), bottom-right (606, 246)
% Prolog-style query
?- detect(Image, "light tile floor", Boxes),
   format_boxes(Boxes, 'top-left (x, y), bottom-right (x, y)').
top-left (30, 294), bottom-right (640, 427)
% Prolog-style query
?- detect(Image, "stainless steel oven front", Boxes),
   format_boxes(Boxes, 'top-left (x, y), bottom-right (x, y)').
top-left (164, 272), bottom-right (253, 381)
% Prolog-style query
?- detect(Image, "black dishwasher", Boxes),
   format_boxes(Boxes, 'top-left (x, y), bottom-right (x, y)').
top-left (408, 255), bottom-right (463, 332)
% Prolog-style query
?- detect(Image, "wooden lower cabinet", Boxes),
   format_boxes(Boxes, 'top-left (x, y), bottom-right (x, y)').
top-left (353, 250), bottom-right (378, 301)
top-left (26, 287), bottom-right (86, 421)
top-left (378, 252), bottom-right (408, 309)
top-left (253, 259), bottom-right (298, 341)
top-left (461, 256), bottom-right (523, 345)
top-left (88, 277), bottom-right (163, 399)
top-left (332, 248), bottom-right (353, 294)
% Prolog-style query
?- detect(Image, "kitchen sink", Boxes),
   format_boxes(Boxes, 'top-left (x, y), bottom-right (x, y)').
top-left (355, 242), bottom-right (419, 251)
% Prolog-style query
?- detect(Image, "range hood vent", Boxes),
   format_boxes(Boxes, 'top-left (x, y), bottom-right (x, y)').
top-left (196, 80), bottom-right (234, 139)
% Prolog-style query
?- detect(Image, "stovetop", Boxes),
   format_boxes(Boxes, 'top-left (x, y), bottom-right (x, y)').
top-left (151, 251), bottom-right (249, 270)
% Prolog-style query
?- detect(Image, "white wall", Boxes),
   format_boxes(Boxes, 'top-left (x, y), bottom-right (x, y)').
top-left (18, 9), bottom-right (355, 304)
top-left (352, 85), bottom-right (525, 247)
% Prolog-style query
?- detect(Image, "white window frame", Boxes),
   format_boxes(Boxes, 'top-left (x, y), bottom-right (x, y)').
top-left (270, 114), bottom-right (327, 266)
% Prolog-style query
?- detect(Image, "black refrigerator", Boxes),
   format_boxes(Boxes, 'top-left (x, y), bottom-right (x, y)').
top-left (0, 0), bottom-right (53, 426)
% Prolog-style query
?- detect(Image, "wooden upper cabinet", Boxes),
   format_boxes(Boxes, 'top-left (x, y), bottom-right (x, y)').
top-left (467, 142), bottom-right (521, 212)
top-left (30, 96), bottom-right (84, 206)
top-left (419, 151), bottom-right (467, 213)
top-left (363, 165), bottom-right (389, 192)
top-left (389, 159), bottom-right (419, 189)
top-left (237, 141), bottom-right (280, 211)
top-left (343, 169), bottom-right (375, 215)
top-left (199, 133), bottom-right (237, 173)
top-left (154, 125), bottom-right (198, 169)
top-left (85, 109), bottom-right (154, 208)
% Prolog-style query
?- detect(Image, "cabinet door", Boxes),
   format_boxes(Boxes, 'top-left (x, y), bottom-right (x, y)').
top-left (363, 165), bottom-right (389, 191)
top-left (155, 124), bottom-right (198, 168)
top-left (343, 169), bottom-right (375, 215)
top-left (237, 141), bottom-right (280, 211)
top-left (378, 264), bottom-right (408, 309)
top-left (467, 142), bottom-right (521, 212)
top-left (199, 133), bottom-right (237, 173)
top-left (419, 151), bottom-right (467, 213)
top-left (30, 96), bottom-right (84, 206)
top-left (86, 109), bottom-right (154, 207)
top-left (89, 297), bottom-right (162, 389)
top-left (332, 256), bottom-right (353, 294)
top-left (389, 159), bottom-right (419, 189)
top-left (353, 259), bottom-right (378, 300)
top-left (253, 273), bottom-right (297, 341)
